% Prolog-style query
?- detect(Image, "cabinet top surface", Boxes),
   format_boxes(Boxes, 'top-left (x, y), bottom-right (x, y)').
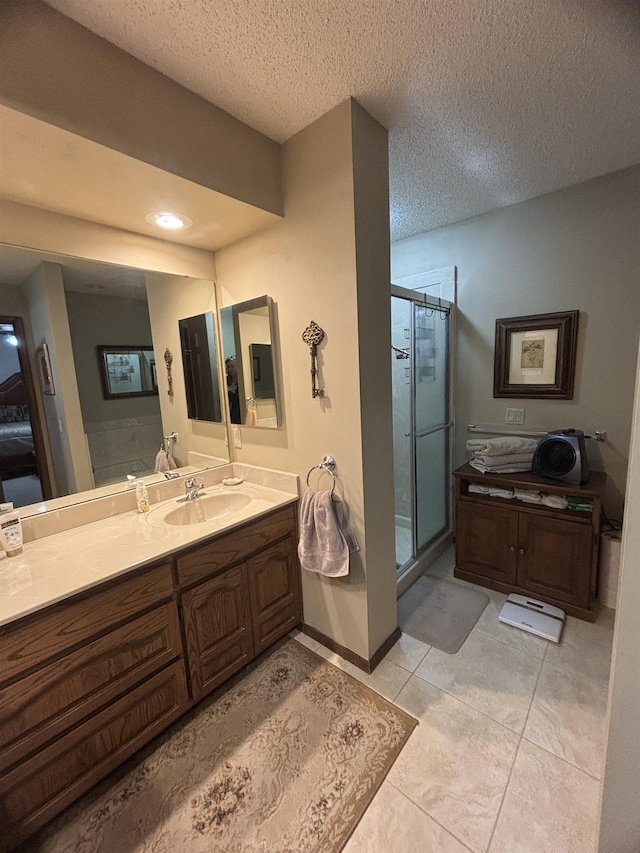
top-left (0, 483), bottom-right (298, 630)
top-left (453, 462), bottom-right (606, 497)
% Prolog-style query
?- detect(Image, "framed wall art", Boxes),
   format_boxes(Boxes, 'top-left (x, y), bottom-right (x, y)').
top-left (36, 342), bottom-right (55, 395)
top-left (493, 310), bottom-right (579, 399)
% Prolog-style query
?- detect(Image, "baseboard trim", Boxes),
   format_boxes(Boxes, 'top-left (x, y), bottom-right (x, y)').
top-left (299, 624), bottom-right (402, 674)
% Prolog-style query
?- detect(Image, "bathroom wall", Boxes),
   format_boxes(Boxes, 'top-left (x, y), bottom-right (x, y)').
top-left (0, 0), bottom-right (282, 217)
top-left (598, 338), bottom-right (640, 852)
top-left (65, 291), bottom-right (163, 484)
top-left (216, 99), bottom-right (396, 661)
top-left (391, 166), bottom-right (640, 518)
top-left (145, 273), bottom-right (228, 466)
top-left (23, 262), bottom-right (94, 495)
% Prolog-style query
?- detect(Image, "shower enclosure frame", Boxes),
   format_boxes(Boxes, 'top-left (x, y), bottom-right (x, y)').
top-left (391, 284), bottom-right (455, 582)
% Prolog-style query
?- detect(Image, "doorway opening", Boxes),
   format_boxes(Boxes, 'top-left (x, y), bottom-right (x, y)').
top-left (391, 285), bottom-right (453, 578)
top-left (0, 317), bottom-right (51, 507)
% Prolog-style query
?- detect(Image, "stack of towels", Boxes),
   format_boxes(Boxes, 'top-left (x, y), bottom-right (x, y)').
top-left (466, 436), bottom-right (539, 474)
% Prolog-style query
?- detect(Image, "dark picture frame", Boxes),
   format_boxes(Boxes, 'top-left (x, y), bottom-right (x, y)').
top-left (97, 345), bottom-right (159, 400)
top-left (494, 311), bottom-right (579, 399)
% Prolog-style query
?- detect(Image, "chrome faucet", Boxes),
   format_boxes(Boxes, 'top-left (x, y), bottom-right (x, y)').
top-left (183, 476), bottom-right (204, 501)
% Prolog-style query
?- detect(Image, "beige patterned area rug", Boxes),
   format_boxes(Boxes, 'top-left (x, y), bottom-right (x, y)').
top-left (30, 639), bottom-right (416, 853)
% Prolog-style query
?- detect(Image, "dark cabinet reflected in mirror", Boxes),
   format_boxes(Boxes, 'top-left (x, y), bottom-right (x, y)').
top-left (220, 295), bottom-right (281, 428)
top-left (179, 312), bottom-right (223, 423)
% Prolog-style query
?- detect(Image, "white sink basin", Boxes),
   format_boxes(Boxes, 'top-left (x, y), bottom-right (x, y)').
top-left (162, 491), bottom-right (253, 526)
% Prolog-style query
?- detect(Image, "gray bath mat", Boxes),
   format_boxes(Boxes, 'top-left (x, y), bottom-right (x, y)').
top-left (398, 577), bottom-right (490, 654)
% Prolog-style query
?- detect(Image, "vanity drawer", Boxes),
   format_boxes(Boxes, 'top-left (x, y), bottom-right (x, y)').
top-left (177, 504), bottom-right (297, 587)
top-left (0, 562), bottom-right (175, 685)
top-left (0, 660), bottom-right (189, 852)
top-left (0, 601), bottom-right (182, 770)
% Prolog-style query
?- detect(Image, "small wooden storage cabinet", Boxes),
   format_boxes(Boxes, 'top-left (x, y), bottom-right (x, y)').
top-left (454, 463), bottom-right (606, 621)
top-left (0, 502), bottom-right (301, 852)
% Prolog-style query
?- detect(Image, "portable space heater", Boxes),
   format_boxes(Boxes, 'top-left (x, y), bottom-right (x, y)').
top-left (532, 428), bottom-right (589, 486)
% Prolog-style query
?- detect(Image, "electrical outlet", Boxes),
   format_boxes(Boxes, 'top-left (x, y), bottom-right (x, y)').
top-left (232, 426), bottom-right (242, 449)
top-left (505, 408), bottom-right (525, 425)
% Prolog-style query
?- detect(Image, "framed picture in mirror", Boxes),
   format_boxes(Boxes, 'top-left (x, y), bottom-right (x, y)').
top-left (97, 345), bottom-right (159, 400)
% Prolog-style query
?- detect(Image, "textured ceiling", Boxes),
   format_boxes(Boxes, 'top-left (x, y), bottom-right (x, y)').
top-left (46, 0), bottom-right (640, 240)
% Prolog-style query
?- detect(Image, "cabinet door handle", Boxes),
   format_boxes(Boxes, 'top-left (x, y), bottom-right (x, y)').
top-left (519, 548), bottom-right (526, 555)
top-left (509, 545), bottom-right (516, 552)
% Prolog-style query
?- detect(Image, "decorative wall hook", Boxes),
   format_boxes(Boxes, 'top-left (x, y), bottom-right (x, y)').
top-left (302, 320), bottom-right (325, 398)
top-left (164, 348), bottom-right (174, 398)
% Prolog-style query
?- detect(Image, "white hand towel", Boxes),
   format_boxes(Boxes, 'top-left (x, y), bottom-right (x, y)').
top-left (541, 494), bottom-right (568, 509)
top-left (154, 449), bottom-right (177, 473)
top-left (466, 437), bottom-right (539, 456)
top-left (472, 452), bottom-right (534, 468)
top-left (514, 488), bottom-right (542, 503)
top-left (488, 487), bottom-right (514, 499)
top-left (298, 488), bottom-right (359, 577)
top-left (468, 483), bottom-right (491, 495)
top-left (470, 459), bottom-right (533, 474)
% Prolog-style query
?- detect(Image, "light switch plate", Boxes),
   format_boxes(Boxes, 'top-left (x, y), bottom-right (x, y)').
top-left (232, 426), bottom-right (242, 449)
top-left (506, 407), bottom-right (525, 425)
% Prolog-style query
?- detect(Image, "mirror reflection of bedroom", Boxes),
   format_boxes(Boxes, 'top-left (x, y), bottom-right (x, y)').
top-left (0, 319), bottom-right (47, 506)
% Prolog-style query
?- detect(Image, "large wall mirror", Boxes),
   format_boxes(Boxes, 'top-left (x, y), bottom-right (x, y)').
top-left (0, 243), bottom-right (229, 512)
top-left (220, 295), bottom-right (282, 428)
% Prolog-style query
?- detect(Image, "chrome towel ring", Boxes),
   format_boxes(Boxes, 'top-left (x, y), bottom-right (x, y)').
top-left (306, 455), bottom-right (337, 494)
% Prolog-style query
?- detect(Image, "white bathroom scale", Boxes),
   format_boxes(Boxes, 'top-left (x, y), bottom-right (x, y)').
top-left (499, 594), bottom-right (565, 643)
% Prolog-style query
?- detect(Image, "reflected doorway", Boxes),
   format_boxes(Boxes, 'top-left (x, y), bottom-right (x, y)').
top-left (0, 317), bottom-right (51, 506)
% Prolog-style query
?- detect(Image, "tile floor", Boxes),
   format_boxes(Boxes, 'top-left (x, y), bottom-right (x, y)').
top-left (291, 546), bottom-right (614, 853)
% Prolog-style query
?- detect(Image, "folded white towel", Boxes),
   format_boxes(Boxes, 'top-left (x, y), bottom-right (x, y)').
top-left (470, 459), bottom-right (533, 474)
top-left (468, 484), bottom-right (491, 495)
top-left (466, 437), bottom-right (539, 456)
top-left (298, 488), bottom-right (359, 577)
top-left (472, 452), bottom-right (534, 468)
top-left (154, 449), bottom-right (177, 473)
top-left (514, 488), bottom-right (542, 503)
top-left (488, 487), bottom-right (514, 499)
top-left (541, 494), bottom-right (568, 509)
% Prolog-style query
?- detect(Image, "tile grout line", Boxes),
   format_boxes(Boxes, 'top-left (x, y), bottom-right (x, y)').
top-left (385, 777), bottom-right (477, 853)
top-left (485, 735), bottom-right (526, 853)
top-left (409, 668), bottom-right (535, 738)
top-left (519, 649), bottom-right (546, 737)
top-left (519, 732), bottom-right (605, 783)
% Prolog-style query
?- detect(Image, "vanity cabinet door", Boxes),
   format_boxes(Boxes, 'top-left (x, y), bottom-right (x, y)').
top-left (247, 535), bottom-right (302, 655)
top-left (182, 564), bottom-right (254, 702)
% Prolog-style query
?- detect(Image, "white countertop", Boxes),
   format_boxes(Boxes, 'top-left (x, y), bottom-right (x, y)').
top-left (0, 481), bottom-right (298, 629)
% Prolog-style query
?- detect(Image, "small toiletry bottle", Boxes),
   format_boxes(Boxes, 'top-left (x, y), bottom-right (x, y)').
top-left (0, 502), bottom-right (23, 557)
top-left (134, 479), bottom-right (149, 513)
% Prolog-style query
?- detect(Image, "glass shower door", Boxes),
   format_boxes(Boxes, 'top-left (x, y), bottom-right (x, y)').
top-left (391, 287), bottom-right (452, 575)
top-left (414, 302), bottom-right (450, 550)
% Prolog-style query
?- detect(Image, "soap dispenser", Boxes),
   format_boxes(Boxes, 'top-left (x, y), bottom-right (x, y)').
top-left (134, 479), bottom-right (149, 513)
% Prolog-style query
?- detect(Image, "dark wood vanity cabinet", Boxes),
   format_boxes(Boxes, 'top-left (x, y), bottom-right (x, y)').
top-left (454, 464), bottom-right (605, 621)
top-left (0, 501), bottom-right (301, 852)
top-left (180, 504), bottom-right (301, 701)
top-left (0, 562), bottom-right (189, 851)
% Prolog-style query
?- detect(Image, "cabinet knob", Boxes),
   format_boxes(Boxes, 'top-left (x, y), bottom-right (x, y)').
top-left (509, 545), bottom-right (516, 552)
top-left (519, 548), bottom-right (525, 555)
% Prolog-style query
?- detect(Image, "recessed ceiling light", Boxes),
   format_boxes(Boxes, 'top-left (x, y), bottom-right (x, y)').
top-left (146, 211), bottom-right (193, 230)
